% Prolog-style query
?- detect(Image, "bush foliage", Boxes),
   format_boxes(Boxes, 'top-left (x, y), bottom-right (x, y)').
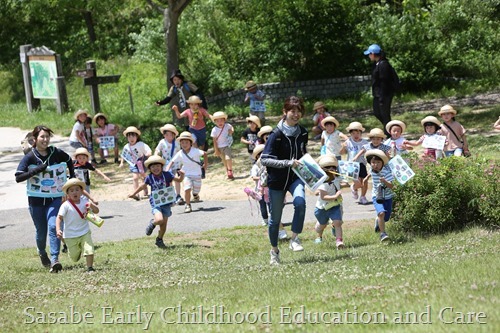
top-left (392, 155), bottom-right (499, 236)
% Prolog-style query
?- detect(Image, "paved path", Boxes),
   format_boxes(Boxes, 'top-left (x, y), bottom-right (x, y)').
top-left (0, 127), bottom-right (374, 251)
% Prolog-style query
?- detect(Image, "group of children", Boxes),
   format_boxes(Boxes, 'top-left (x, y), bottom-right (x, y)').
top-left (60, 83), bottom-right (472, 269)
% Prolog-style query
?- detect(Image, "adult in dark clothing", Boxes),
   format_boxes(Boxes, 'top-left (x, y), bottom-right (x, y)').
top-left (364, 44), bottom-right (396, 136)
top-left (155, 69), bottom-right (206, 131)
top-left (15, 125), bottom-right (75, 273)
top-left (261, 96), bottom-right (308, 265)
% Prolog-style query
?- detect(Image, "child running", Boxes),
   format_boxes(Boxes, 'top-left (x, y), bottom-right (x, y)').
top-left (128, 155), bottom-right (185, 249)
top-left (404, 116), bottom-right (444, 160)
top-left (210, 111), bottom-right (235, 180)
top-left (55, 178), bottom-right (98, 272)
top-left (166, 131), bottom-right (208, 213)
top-left (93, 113), bottom-right (120, 164)
top-left (364, 150), bottom-right (394, 242)
top-left (240, 115), bottom-right (261, 160)
top-left (120, 126), bottom-right (152, 200)
top-left (438, 104), bottom-right (470, 157)
top-left (73, 147), bottom-right (111, 193)
top-left (314, 155), bottom-right (345, 249)
top-left (244, 80), bottom-right (266, 125)
top-left (384, 120), bottom-right (412, 157)
top-left (353, 128), bottom-right (391, 161)
top-left (172, 95), bottom-right (211, 150)
top-left (341, 122), bottom-right (370, 205)
top-left (155, 124), bottom-right (184, 204)
top-left (320, 116), bottom-right (348, 159)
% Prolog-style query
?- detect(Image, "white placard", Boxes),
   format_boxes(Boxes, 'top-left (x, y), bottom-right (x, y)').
top-left (388, 155), bottom-right (415, 185)
top-left (120, 146), bottom-right (137, 166)
top-left (99, 136), bottom-right (115, 149)
top-left (250, 100), bottom-right (266, 112)
top-left (26, 163), bottom-right (67, 197)
top-left (151, 186), bottom-right (176, 207)
top-left (422, 135), bottom-right (446, 150)
top-left (338, 161), bottom-right (360, 181)
top-left (292, 154), bottom-right (328, 191)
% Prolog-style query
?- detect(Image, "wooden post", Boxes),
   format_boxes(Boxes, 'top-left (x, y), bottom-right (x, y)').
top-left (128, 86), bottom-right (134, 114)
top-left (86, 60), bottom-right (100, 114)
top-left (55, 54), bottom-right (68, 114)
top-left (19, 44), bottom-right (40, 112)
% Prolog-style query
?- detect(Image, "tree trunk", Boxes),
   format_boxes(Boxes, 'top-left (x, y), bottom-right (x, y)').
top-left (163, 7), bottom-right (179, 89)
top-left (82, 10), bottom-right (97, 43)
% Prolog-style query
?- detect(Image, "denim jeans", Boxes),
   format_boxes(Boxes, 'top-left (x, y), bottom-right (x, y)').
top-left (28, 198), bottom-right (62, 263)
top-left (268, 178), bottom-right (306, 247)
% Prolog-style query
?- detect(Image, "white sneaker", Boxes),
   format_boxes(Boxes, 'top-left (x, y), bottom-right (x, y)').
top-left (270, 250), bottom-right (280, 265)
top-left (350, 184), bottom-right (359, 200)
top-left (278, 229), bottom-right (288, 240)
top-left (261, 218), bottom-right (268, 226)
top-left (359, 196), bottom-right (369, 205)
top-left (289, 237), bottom-right (304, 252)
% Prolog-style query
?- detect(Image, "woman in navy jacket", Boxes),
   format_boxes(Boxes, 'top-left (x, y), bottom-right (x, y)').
top-left (261, 96), bottom-right (308, 265)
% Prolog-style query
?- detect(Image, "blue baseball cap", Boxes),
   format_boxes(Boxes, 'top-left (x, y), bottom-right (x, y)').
top-left (363, 44), bottom-right (381, 55)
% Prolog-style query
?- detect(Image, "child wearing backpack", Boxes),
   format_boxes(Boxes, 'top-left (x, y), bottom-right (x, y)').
top-left (167, 131), bottom-right (208, 213)
top-left (210, 111), bottom-right (235, 180)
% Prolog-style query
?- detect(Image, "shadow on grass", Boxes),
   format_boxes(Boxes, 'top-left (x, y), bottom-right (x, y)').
top-left (296, 252), bottom-right (352, 264)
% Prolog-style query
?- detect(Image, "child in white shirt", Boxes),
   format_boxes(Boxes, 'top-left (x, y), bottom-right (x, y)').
top-left (320, 116), bottom-right (348, 159)
top-left (384, 120), bottom-right (412, 157)
top-left (210, 111), bottom-right (235, 180)
top-left (167, 131), bottom-right (208, 213)
top-left (56, 179), bottom-right (99, 272)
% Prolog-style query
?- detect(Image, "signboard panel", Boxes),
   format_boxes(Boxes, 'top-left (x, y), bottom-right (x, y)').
top-left (29, 56), bottom-right (58, 99)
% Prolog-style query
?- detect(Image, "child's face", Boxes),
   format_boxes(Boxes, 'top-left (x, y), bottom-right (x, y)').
top-left (390, 125), bottom-right (402, 140)
top-left (163, 131), bottom-right (176, 143)
top-left (189, 103), bottom-right (199, 111)
top-left (324, 122), bottom-right (336, 133)
top-left (323, 165), bottom-right (337, 178)
top-left (97, 118), bottom-right (106, 127)
top-left (248, 121), bottom-right (257, 130)
top-left (440, 112), bottom-right (454, 122)
top-left (180, 139), bottom-right (192, 150)
top-left (248, 86), bottom-right (258, 94)
top-left (316, 107), bottom-right (325, 114)
top-left (425, 124), bottom-right (437, 135)
top-left (76, 154), bottom-right (88, 165)
top-left (350, 129), bottom-right (362, 140)
top-left (66, 185), bottom-right (83, 202)
top-left (127, 133), bottom-right (138, 145)
top-left (149, 163), bottom-right (163, 175)
top-left (77, 114), bottom-right (87, 123)
top-left (370, 158), bottom-right (384, 173)
top-left (370, 137), bottom-right (383, 146)
top-left (215, 118), bottom-right (226, 128)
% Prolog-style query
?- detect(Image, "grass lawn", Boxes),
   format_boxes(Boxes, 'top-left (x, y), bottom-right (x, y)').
top-left (0, 224), bottom-right (498, 332)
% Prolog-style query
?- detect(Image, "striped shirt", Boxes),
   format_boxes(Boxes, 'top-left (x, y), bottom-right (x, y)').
top-left (370, 165), bottom-right (394, 199)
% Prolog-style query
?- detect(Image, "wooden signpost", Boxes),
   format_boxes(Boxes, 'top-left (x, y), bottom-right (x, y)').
top-left (81, 60), bottom-right (121, 114)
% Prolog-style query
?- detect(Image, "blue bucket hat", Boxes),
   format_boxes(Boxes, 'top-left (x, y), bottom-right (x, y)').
top-left (363, 44), bottom-right (382, 55)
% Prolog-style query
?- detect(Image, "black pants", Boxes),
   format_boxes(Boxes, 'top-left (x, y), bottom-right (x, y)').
top-left (373, 95), bottom-right (393, 136)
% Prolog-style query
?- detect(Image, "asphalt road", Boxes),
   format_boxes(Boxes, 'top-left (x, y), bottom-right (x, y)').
top-left (0, 127), bottom-right (374, 251)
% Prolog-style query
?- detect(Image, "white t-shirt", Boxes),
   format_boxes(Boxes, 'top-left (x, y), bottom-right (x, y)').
top-left (315, 178), bottom-right (342, 209)
top-left (124, 141), bottom-right (152, 162)
top-left (345, 137), bottom-right (369, 164)
top-left (171, 148), bottom-right (204, 177)
top-left (58, 196), bottom-right (90, 238)
top-left (384, 137), bottom-right (408, 155)
top-left (322, 130), bottom-right (343, 156)
top-left (211, 123), bottom-right (234, 148)
top-left (69, 122), bottom-right (85, 144)
top-left (155, 139), bottom-right (181, 171)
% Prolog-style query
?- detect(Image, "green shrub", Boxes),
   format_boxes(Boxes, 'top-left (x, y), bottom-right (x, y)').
top-left (392, 155), bottom-right (499, 236)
